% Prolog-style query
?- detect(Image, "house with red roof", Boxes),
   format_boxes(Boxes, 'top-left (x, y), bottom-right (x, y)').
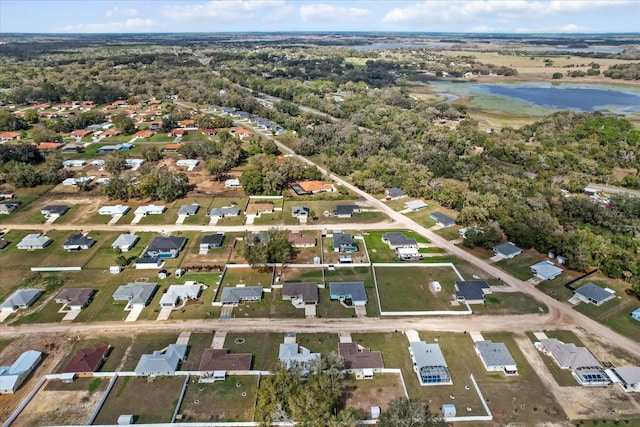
top-left (200, 128), bottom-right (217, 136)
top-left (70, 130), bottom-right (92, 138)
top-left (178, 119), bottom-right (195, 128)
top-left (133, 130), bottom-right (154, 138)
top-left (168, 128), bottom-right (185, 137)
top-left (37, 142), bottom-right (62, 152)
top-left (0, 131), bottom-right (21, 141)
top-left (63, 343), bottom-right (110, 375)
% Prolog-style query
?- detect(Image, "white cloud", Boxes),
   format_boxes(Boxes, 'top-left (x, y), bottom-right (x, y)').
top-left (299, 4), bottom-right (372, 22)
top-left (62, 18), bottom-right (158, 33)
top-left (162, 0), bottom-right (285, 20)
top-left (559, 23), bottom-right (591, 32)
top-left (381, 0), bottom-right (635, 25)
top-left (105, 7), bottom-right (138, 17)
top-left (470, 25), bottom-right (492, 32)
top-left (263, 5), bottom-right (294, 22)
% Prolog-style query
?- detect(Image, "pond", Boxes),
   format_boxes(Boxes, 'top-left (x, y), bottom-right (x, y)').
top-left (428, 81), bottom-right (640, 115)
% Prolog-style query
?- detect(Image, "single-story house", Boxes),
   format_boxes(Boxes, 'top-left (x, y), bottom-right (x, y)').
top-left (124, 158), bottom-right (144, 170)
top-left (70, 129), bottom-right (92, 138)
top-left (288, 232), bottom-right (316, 248)
top-left (209, 207), bottom-right (240, 218)
top-left (37, 142), bottom-right (62, 152)
top-left (55, 288), bottom-right (96, 310)
top-left (290, 180), bottom-right (335, 195)
top-left (409, 342), bottom-right (452, 386)
top-left (0, 350), bottom-right (43, 394)
top-left (231, 127), bottom-right (253, 139)
top-left (111, 233), bottom-right (139, 252)
top-left (162, 143), bottom-right (182, 152)
top-left (454, 280), bottom-right (491, 304)
top-left (536, 338), bottom-right (609, 386)
top-left (459, 227), bottom-right (483, 239)
top-left (63, 233), bottom-right (96, 250)
top-left (62, 176), bottom-right (94, 186)
top-left (62, 144), bottom-right (81, 153)
top-left (333, 232), bottom-right (357, 253)
top-left (339, 342), bottom-right (384, 374)
top-left (200, 128), bottom-right (218, 136)
top-left (0, 202), bottom-right (20, 214)
top-left (199, 349), bottom-right (252, 372)
top-left (632, 308), bottom-right (640, 322)
top-left (246, 232), bottom-right (271, 246)
top-left (531, 261), bottom-right (562, 280)
top-left (200, 234), bottom-right (225, 251)
top-left (160, 282), bottom-right (203, 308)
top-left (475, 340), bottom-right (518, 375)
top-left (386, 187), bottom-right (406, 200)
top-left (176, 159), bottom-right (199, 171)
top-left (63, 343), bottom-right (110, 374)
top-left (329, 282), bottom-right (367, 306)
top-left (245, 203), bottom-right (274, 216)
top-left (145, 236), bottom-right (187, 258)
top-left (333, 205), bottom-right (361, 218)
top-left (41, 205), bottom-right (69, 217)
top-left (134, 205), bottom-right (166, 216)
top-left (405, 200), bottom-right (428, 211)
top-left (219, 286), bottom-right (263, 306)
top-left (396, 247), bottom-right (423, 261)
top-left (574, 283), bottom-right (616, 306)
top-left (112, 283), bottom-right (158, 309)
top-left (225, 178), bottom-right (241, 188)
top-left (17, 233), bottom-right (52, 250)
top-left (62, 160), bottom-right (86, 168)
top-left (291, 206), bottom-right (310, 219)
top-left (98, 205), bottom-right (129, 216)
top-left (429, 212), bottom-right (456, 227)
top-left (168, 128), bottom-right (185, 137)
top-left (382, 232), bottom-right (417, 249)
top-left (282, 282), bottom-right (319, 306)
top-left (609, 366), bottom-right (640, 393)
top-left (279, 343), bottom-right (321, 372)
top-left (0, 131), bottom-right (22, 141)
top-left (134, 344), bottom-right (187, 376)
top-left (177, 204), bottom-right (199, 216)
top-left (0, 289), bottom-right (42, 312)
top-left (97, 143), bottom-right (133, 154)
top-left (493, 242), bottom-right (522, 259)
top-left (132, 130), bottom-right (154, 139)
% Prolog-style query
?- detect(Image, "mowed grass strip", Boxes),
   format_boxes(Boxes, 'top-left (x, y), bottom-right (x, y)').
top-left (180, 376), bottom-right (258, 422)
top-left (224, 333), bottom-right (282, 371)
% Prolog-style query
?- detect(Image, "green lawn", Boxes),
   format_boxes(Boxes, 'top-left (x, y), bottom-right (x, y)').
top-left (180, 333), bottom-right (215, 371)
top-left (473, 292), bottom-right (549, 315)
top-left (374, 266), bottom-right (467, 312)
top-left (497, 250), bottom-right (548, 281)
top-left (224, 333), bottom-right (282, 371)
top-left (321, 266), bottom-right (379, 317)
top-left (179, 376), bottom-right (258, 422)
top-left (296, 333), bottom-right (339, 354)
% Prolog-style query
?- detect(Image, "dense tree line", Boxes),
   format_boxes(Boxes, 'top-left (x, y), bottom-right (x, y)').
top-left (103, 167), bottom-right (188, 202)
top-left (604, 63), bottom-right (640, 80)
top-left (242, 229), bottom-right (293, 270)
top-left (239, 155), bottom-right (322, 195)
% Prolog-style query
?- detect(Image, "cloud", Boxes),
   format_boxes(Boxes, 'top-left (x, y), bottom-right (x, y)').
top-left (105, 7), bottom-right (138, 17)
top-left (381, 0), bottom-right (635, 25)
top-left (299, 4), bottom-right (372, 22)
top-left (62, 18), bottom-right (158, 33)
top-left (162, 0), bottom-right (285, 20)
top-left (559, 23), bottom-right (591, 32)
top-left (470, 25), bottom-right (492, 32)
top-left (263, 5), bottom-right (294, 22)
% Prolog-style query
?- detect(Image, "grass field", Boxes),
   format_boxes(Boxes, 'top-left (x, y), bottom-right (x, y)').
top-left (319, 266), bottom-right (379, 317)
top-left (224, 333), bottom-right (282, 371)
top-left (94, 376), bottom-right (184, 424)
top-left (497, 250), bottom-right (549, 281)
top-left (296, 333), bottom-right (339, 354)
top-left (374, 266), bottom-right (467, 312)
top-left (179, 376), bottom-right (258, 422)
top-left (474, 292), bottom-right (549, 315)
top-left (361, 230), bottom-right (429, 263)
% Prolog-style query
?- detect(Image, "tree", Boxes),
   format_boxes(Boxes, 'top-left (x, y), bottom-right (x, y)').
top-left (552, 72), bottom-right (563, 79)
top-left (104, 155), bottom-right (127, 174)
top-left (242, 229), bottom-right (293, 270)
top-left (112, 114), bottom-right (136, 134)
top-left (141, 145), bottom-right (162, 162)
top-left (378, 398), bottom-right (445, 427)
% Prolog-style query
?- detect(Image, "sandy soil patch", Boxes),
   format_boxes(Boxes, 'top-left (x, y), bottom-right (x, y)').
top-left (12, 388), bottom-right (102, 427)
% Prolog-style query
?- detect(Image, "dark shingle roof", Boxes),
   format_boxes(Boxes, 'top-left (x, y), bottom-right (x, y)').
top-left (429, 211), bottom-right (455, 226)
top-left (455, 280), bottom-right (490, 301)
top-left (282, 282), bottom-right (319, 304)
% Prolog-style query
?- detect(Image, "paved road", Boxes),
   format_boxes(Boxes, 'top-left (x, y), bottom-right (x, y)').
top-left (587, 183), bottom-right (640, 198)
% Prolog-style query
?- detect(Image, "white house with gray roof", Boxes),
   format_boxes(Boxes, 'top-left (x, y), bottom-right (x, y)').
top-left (537, 338), bottom-right (609, 386)
top-left (134, 205), bottom-right (166, 216)
top-left (217, 286), bottom-right (263, 306)
top-left (17, 233), bottom-right (52, 250)
top-left (278, 343), bottom-right (321, 373)
top-left (112, 283), bottom-right (158, 309)
top-left (531, 260), bottom-right (562, 281)
top-left (405, 200), bottom-right (428, 211)
top-left (134, 344), bottom-right (187, 376)
top-left (1, 289), bottom-right (42, 313)
top-left (409, 342), bottom-right (452, 386)
top-left (493, 242), bottom-right (522, 259)
top-left (177, 204), bottom-right (199, 216)
top-left (573, 283), bottom-right (616, 306)
top-left (208, 207), bottom-right (241, 218)
top-left (475, 341), bottom-right (517, 375)
top-left (111, 233), bottom-right (139, 252)
top-left (160, 282), bottom-right (203, 308)
top-left (98, 205), bottom-right (129, 216)
top-left (329, 282), bottom-right (367, 306)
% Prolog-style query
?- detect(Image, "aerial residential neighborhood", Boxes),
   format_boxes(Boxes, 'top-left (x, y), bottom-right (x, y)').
top-left (1, 11), bottom-right (640, 427)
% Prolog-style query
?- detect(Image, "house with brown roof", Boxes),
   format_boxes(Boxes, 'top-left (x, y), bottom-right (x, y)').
top-left (246, 203), bottom-right (274, 217)
top-left (102, 129), bottom-right (121, 137)
top-left (282, 282), bottom-right (319, 307)
top-left (199, 349), bottom-right (252, 373)
top-left (163, 143), bottom-right (182, 152)
top-left (200, 128), bottom-right (217, 136)
top-left (290, 180), bottom-right (335, 195)
top-left (231, 128), bottom-right (253, 139)
top-left (0, 131), bottom-right (21, 141)
top-left (37, 142), bottom-right (62, 152)
top-left (168, 129), bottom-right (185, 137)
top-left (339, 342), bottom-right (384, 379)
top-left (70, 129), bottom-right (92, 138)
top-left (63, 343), bottom-right (110, 375)
top-left (55, 288), bottom-right (96, 311)
top-left (178, 119), bottom-right (195, 128)
top-left (288, 232), bottom-right (316, 248)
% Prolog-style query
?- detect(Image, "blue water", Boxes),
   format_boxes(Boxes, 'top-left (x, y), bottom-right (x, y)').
top-left (476, 85), bottom-right (640, 112)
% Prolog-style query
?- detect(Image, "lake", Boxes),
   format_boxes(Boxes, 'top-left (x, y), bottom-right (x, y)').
top-left (428, 81), bottom-right (640, 115)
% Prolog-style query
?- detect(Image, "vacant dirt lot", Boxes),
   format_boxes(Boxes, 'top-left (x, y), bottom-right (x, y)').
top-left (13, 386), bottom-right (103, 427)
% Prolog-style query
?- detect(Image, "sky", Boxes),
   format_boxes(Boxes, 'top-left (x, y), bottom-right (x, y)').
top-left (1, 0), bottom-right (639, 34)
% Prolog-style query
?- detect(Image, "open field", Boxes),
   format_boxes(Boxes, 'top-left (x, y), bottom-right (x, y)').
top-left (179, 376), bottom-right (258, 422)
top-left (343, 373), bottom-right (407, 414)
top-left (223, 333), bottom-right (282, 371)
top-left (93, 376), bottom-right (184, 425)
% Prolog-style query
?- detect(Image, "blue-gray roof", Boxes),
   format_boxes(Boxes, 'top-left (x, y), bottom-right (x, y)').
top-left (476, 341), bottom-right (516, 368)
top-left (329, 282), bottom-right (367, 303)
top-left (63, 234), bottom-right (95, 248)
top-left (410, 342), bottom-right (448, 368)
top-left (334, 205), bottom-right (359, 216)
top-left (220, 286), bottom-right (263, 304)
top-left (387, 187), bottom-right (405, 198)
top-left (575, 283), bottom-right (615, 304)
top-left (112, 233), bottom-right (139, 248)
top-left (278, 343), bottom-right (321, 370)
top-left (493, 242), bottom-right (521, 257)
top-left (333, 232), bottom-right (353, 247)
top-left (429, 211), bottom-right (456, 226)
top-left (134, 344), bottom-right (187, 375)
top-left (0, 289), bottom-right (42, 310)
top-left (112, 283), bottom-right (158, 306)
top-left (209, 207), bottom-right (240, 217)
top-left (178, 204), bottom-right (199, 216)
top-left (0, 350), bottom-right (42, 392)
top-left (531, 261), bottom-right (562, 279)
